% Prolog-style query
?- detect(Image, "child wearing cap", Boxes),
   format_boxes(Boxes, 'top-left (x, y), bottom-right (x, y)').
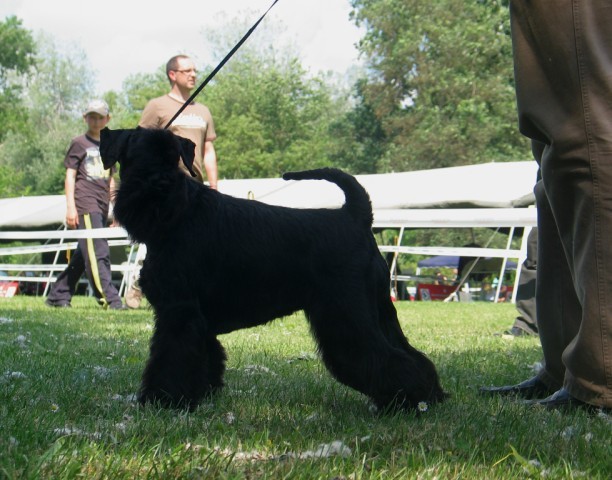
top-left (45, 99), bottom-right (125, 309)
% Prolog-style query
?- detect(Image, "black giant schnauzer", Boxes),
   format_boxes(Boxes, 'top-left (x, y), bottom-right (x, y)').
top-left (100, 127), bottom-right (446, 412)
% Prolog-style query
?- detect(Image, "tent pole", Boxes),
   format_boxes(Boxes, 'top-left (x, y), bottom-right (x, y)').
top-left (389, 227), bottom-right (404, 296)
top-left (512, 225), bottom-right (532, 303)
top-left (494, 226), bottom-right (514, 302)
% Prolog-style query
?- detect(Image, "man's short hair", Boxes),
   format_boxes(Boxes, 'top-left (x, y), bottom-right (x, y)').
top-left (166, 55), bottom-right (191, 83)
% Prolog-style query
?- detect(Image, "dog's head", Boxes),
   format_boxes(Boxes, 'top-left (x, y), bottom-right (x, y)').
top-left (100, 127), bottom-right (197, 178)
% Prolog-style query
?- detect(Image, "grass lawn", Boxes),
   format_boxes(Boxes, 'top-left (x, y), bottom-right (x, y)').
top-left (0, 296), bottom-right (610, 479)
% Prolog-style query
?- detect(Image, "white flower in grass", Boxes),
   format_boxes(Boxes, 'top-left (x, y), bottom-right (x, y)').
top-left (584, 432), bottom-right (593, 442)
top-left (2, 371), bottom-right (26, 382)
top-left (418, 401), bottom-right (428, 412)
top-left (54, 427), bottom-right (80, 436)
top-left (50, 403), bottom-right (60, 413)
top-left (298, 440), bottom-right (352, 459)
top-left (243, 364), bottom-right (277, 376)
top-left (93, 366), bottom-right (111, 379)
top-left (528, 459), bottom-right (542, 468)
top-left (224, 412), bottom-right (236, 424)
top-left (305, 413), bottom-right (319, 422)
top-left (0, 317), bottom-right (14, 324)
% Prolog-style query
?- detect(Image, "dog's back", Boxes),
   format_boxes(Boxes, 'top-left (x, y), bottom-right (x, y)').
top-left (283, 168), bottom-right (373, 228)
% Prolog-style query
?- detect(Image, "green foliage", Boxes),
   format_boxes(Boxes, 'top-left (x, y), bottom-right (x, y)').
top-left (0, 16), bottom-right (37, 145)
top-left (1, 6), bottom-right (539, 197)
top-left (0, 16), bottom-right (36, 77)
top-left (206, 55), bottom-right (352, 178)
top-left (331, 78), bottom-right (388, 174)
top-left (106, 68), bottom-right (168, 128)
top-left (0, 164), bottom-right (29, 197)
top-left (350, 0), bottom-right (531, 171)
top-left (0, 33), bottom-right (92, 196)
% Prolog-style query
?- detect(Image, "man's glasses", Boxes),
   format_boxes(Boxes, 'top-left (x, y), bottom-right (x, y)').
top-left (174, 68), bottom-right (197, 75)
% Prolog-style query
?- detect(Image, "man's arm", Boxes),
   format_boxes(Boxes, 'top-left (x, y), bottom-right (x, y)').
top-left (65, 168), bottom-right (78, 229)
top-left (203, 140), bottom-right (218, 190)
top-left (109, 175), bottom-right (119, 227)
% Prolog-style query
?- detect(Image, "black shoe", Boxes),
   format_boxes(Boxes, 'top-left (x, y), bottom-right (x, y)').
top-left (523, 388), bottom-right (610, 413)
top-left (45, 299), bottom-right (71, 308)
top-left (109, 303), bottom-right (128, 310)
top-left (479, 375), bottom-right (554, 399)
top-left (505, 326), bottom-right (536, 337)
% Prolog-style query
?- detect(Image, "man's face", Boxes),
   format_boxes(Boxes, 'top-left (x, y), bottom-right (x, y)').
top-left (171, 58), bottom-right (197, 90)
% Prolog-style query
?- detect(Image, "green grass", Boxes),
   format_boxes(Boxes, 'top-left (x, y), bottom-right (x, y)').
top-left (0, 297), bottom-right (610, 479)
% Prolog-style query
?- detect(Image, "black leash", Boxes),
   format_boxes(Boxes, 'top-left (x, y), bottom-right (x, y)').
top-left (164, 0), bottom-right (281, 129)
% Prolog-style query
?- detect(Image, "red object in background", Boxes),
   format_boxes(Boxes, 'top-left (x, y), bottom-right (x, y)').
top-left (0, 281), bottom-right (19, 298)
top-left (416, 283), bottom-right (456, 301)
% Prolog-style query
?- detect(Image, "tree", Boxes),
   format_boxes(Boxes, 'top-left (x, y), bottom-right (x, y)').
top-left (0, 16), bottom-right (36, 197)
top-left (328, 78), bottom-right (388, 174)
top-left (205, 53), bottom-right (351, 178)
top-left (0, 16), bottom-right (36, 143)
top-left (133, 13), bottom-right (360, 179)
top-left (107, 68), bottom-right (168, 128)
top-left (0, 34), bottom-right (94, 195)
top-left (350, 0), bottom-right (530, 171)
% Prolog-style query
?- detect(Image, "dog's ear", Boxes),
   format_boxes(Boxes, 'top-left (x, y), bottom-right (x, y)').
top-left (100, 127), bottom-right (134, 169)
top-left (177, 136), bottom-right (197, 177)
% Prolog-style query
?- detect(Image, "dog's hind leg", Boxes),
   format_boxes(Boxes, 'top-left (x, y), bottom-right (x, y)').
top-left (376, 295), bottom-right (447, 406)
top-left (138, 300), bottom-right (226, 410)
top-left (306, 293), bottom-right (445, 412)
top-left (373, 256), bottom-right (447, 407)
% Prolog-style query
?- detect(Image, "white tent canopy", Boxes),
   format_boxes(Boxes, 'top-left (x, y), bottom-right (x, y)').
top-left (0, 161), bottom-right (538, 229)
top-left (221, 161), bottom-right (537, 210)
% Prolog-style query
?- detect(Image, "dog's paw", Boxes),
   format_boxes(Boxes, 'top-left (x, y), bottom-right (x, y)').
top-left (137, 389), bottom-right (198, 411)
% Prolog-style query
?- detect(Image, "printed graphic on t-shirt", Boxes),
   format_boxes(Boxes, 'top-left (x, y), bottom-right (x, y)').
top-left (174, 113), bottom-right (208, 129)
top-left (84, 147), bottom-right (110, 181)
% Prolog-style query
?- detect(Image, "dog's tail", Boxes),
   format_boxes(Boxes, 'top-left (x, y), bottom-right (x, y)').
top-left (283, 168), bottom-right (373, 227)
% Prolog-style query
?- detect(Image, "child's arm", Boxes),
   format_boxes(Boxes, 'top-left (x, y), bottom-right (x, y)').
top-left (65, 168), bottom-right (78, 229)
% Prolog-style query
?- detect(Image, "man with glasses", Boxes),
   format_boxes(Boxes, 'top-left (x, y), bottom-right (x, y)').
top-left (140, 54), bottom-right (218, 188)
top-left (128, 55), bottom-right (219, 309)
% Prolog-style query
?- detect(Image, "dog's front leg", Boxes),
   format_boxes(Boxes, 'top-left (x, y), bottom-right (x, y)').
top-left (138, 300), bottom-right (226, 410)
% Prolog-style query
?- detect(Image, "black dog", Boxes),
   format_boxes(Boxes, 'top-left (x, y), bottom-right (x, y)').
top-left (100, 127), bottom-right (446, 411)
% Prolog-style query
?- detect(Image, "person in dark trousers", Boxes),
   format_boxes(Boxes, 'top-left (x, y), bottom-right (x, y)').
top-left (506, 227), bottom-right (538, 336)
top-left (481, 1), bottom-right (611, 411)
top-left (45, 99), bottom-right (125, 310)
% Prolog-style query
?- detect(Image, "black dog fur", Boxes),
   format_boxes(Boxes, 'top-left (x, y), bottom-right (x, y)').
top-left (100, 126), bottom-right (446, 411)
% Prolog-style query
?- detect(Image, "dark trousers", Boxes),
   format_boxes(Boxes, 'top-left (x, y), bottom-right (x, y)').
top-left (512, 226), bottom-right (537, 334)
top-left (47, 212), bottom-right (122, 308)
top-left (510, 0), bottom-right (612, 407)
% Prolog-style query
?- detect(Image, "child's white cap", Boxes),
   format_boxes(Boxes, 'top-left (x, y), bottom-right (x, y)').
top-left (83, 99), bottom-right (109, 116)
